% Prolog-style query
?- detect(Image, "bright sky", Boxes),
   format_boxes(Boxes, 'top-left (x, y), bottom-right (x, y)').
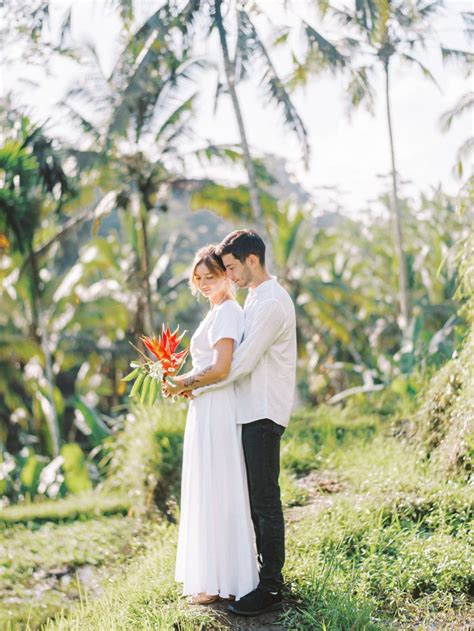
top-left (2, 0), bottom-right (472, 215)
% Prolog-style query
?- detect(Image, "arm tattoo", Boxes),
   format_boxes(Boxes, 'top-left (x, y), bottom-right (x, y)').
top-left (183, 365), bottom-right (213, 388)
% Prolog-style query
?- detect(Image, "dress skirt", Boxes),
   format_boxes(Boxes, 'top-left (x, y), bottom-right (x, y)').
top-left (175, 385), bottom-right (258, 599)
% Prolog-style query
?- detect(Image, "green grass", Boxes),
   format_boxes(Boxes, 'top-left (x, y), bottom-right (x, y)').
top-left (100, 401), bottom-right (187, 517)
top-left (0, 492), bottom-right (131, 526)
top-left (284, 505), bottom-right (472, 630)
top-left (0, 515), bottom-right (142, 630)
top-left (43, 522), bottom-right (225, 631)
top-left (2, 399), bottom-right (472, 630)
top-left (281, 405), bottom-right (382, 475)
top-left (281, 415), bottom-right (473, 631)
top-left (280, 468), bottom-right (310, 507)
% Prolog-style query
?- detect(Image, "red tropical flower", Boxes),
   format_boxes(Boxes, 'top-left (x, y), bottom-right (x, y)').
top-left (140, 324), bottom-right (188, 376)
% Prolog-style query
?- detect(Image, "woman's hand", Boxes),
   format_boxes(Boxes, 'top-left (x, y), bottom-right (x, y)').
top-left (162, 378), bottom-right (184, 398)
top-left (181, 390), bottom-right (195, 400)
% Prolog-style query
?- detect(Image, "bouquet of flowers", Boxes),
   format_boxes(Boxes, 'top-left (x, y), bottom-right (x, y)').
top-left (121, 324), bottom-right (189, 406)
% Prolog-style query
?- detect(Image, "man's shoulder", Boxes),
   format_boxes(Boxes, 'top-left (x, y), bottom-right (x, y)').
top-left (253, 294), bottom-right (294, 324)
top-left (244, 279), bottom-right (294, 314)
top-left (266, 282), bottom-right (295, 312)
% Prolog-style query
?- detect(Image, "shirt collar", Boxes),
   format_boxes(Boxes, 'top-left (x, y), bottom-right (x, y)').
top-left (249, 275), bottom-right (277, 296)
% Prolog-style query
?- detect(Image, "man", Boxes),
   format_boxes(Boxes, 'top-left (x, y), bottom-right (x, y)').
top-left (187, 229), bottom-right (297, 616)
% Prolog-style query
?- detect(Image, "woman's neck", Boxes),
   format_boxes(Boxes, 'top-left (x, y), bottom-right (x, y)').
top-left (210, 291), bottom-right (233, 308)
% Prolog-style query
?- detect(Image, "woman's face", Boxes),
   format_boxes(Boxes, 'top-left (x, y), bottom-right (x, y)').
top-left (193, 262), bottom-right (228, 299)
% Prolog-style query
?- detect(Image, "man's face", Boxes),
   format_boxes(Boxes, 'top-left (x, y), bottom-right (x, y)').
top-left (221, 253), bottom-right (253, 288)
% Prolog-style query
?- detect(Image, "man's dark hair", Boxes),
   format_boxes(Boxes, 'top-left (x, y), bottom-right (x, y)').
top-left (216, 229), bottom-right (266, 266)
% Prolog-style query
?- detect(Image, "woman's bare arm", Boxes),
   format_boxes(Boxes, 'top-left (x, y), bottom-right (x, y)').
top-left (163, 338), bottom-right (234, 396)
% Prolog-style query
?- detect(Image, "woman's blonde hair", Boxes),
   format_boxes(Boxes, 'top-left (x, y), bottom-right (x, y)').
top-left (188, 244), bottom-right (227, 296)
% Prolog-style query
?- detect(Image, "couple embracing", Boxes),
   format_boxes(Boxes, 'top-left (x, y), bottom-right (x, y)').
top-left (163, 229), bottom-right (297, 617)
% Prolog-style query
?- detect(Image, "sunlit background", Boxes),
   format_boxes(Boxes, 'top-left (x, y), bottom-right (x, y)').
top-left (0, 1), bottom-right (473, 628)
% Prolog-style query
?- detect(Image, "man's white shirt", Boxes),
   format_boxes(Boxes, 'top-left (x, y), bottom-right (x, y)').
top-left (194, 276), bottom-right (297, 428)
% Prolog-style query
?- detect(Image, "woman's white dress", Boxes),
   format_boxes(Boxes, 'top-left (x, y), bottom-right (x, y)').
top-left (175, 299), bottom-right (258, 599)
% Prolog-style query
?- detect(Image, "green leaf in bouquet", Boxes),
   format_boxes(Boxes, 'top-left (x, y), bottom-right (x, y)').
top-left (129, 371), bottom-right (145, 398)
top-left (140, 374), bottom-right (152, 403)
top-left (121, 367), bottom-right (141, 382)
top-left (148, 377), bottom-right (158, 406)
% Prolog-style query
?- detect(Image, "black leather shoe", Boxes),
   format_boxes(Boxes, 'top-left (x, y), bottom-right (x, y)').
top-left (227, 587), bottom-right (283, 616)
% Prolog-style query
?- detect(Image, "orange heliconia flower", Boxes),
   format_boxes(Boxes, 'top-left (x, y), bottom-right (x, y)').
top-left (140, 324), bottom-right (188, 376)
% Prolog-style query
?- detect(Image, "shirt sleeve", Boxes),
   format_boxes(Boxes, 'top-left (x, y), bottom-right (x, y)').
top-left (193, 298), bottom-right (285, 396)
top-left (208, 302), bottom-right (244, 348)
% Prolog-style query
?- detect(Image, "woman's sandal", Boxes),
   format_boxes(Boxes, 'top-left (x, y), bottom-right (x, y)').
top-left (190, 593), bottom-right (220, 605)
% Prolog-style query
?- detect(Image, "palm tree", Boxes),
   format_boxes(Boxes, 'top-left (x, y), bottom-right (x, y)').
top-left (60, 11), bottom-right (203, 334)
top-left (212, 2), bottom-right (310, 244)
top-left (212, 0), bottom-right (265, 237)
top-left (113, 1), bottom-right (309, 267)
top-left (292, 0), bottom-right (443, 333)
top-left (61, 15), bottom-right (265, 333)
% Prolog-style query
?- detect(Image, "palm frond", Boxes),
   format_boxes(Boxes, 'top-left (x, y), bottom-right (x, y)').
top-left (154, 94), bottom-right (195, 148)
top-left (303, 23), bottom-right (349, 73)
top-left (354, 0), bottom-right (379, 34)
top-left (326, 5), bottom-right (355, 27)
top-left (441, 47), bottom-right (474, 69)
top-left (346, 66), bottom-right (376, 112)
top-left (286, 52), bottom-right (310, 90)
top-left (109, 3), bottom-right (205, 144)
top-left (58, 101), bottom-right (102, 143)
top-left (84, 42), bottom-right (109, 84)
top-left (193, 143), bottom-right (243, 165)
top-left (58, 6), bottom-right (72, 47)
top-left (439, 92), bottom-right (474, 131)
top-left (110, 0), bottom-right (134, 24)
top-left (272, 28), bottom-right (290, 47)
top-left (190, 180), bottom-right (278, 221)
top-left (461, 11), bottom-right (474, 25)
top-left (108, 32), bottom-right (170, 139)
top-left (460, 10), bottom-right (474, 41)
top-left (457, 136), bottom-right (474, 163)
top-left (400, 53), bottom-right (440, 90)
top-left (314, 0), bottom-right (332, 18)
top-left (110, 7), bottom-right (169, 87)
top-left (62, 43), bottom-right (114, 119)
top-left (236, 11), bottom-right (310, 165)
top-left (416, 1), bottom-right (443, 18)
top-left (176, 0), bottom-right (203, 50)
top-left (190, 182), bottom-right (254, 220)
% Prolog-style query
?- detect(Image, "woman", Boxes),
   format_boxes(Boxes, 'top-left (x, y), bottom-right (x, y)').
top-left (163, 245), bottom-right (258, 604)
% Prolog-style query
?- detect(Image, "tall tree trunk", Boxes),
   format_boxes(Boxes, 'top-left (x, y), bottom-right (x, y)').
top-left (385, 61), bottom-right (410, 333)
top-left (139, 208), bottom-right (153, 333)
top-left (28, 247), bottom-right (60, 457)
top-left (214, 0), bottom-right (275, 270)
top-left (131, 184), bottom-right (153, 334)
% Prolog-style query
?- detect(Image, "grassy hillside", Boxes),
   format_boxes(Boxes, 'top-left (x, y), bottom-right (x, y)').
top-left (2, 398), bottom-right (472, 630)
top-left (415, 232), bottom-right (474, 477)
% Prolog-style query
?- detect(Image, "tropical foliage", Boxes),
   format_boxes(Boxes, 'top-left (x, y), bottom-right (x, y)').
top-left (0, 2), bottom-right (472, 629)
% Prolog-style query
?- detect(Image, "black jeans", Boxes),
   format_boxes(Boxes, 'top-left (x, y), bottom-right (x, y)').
top-left (242, 418), bottom-right (285, 593)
